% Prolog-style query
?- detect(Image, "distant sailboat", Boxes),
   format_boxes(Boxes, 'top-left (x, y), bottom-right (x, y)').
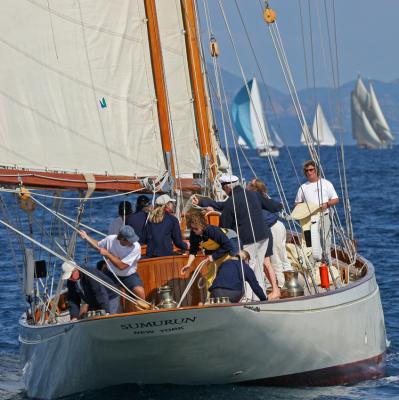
top-left (237, 135), bottom-right (249, 149)
top-left (232, 77), bottom-right (279, 157)
top-left (301, 104), bottom-right (336, 146)
top-left (271, 126), bottom-right (284, 149)
top-left (351, 77), bottom-right (394, 149)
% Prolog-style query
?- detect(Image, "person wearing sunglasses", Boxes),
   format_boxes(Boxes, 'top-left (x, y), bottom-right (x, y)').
top-left (295, 160), bottom-right (339, 264)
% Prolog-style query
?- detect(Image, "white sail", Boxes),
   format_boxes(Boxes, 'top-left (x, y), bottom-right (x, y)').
top-left (300, 105), bottom-right (335, 146)
top-left (312, 104), bottom-right (336, 146)
top-left (351, 92), bottom-right (382, 149)
top-left (271, 126), bottom-right (284, 148)
top-left (351, 77), bottom-right (394, 148)
top-left (0, 0), bottom-right (205, 178)
top-left (237, 136), bottom-right (249, 149)
top-left (249, 77), bottom-right (273, 150)
top-left (155, 0), bottom-right (202, 176)
top-left (300, 127), bottom-right (308, 145)
top-left (368, 84), bottom-right (394, 142)
top-left (355, 77), bottom-right (369, 107)
top-left (0, 0), bottom-right (166, 177)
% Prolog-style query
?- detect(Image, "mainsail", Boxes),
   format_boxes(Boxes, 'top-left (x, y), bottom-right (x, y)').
top-left (300, 104), bottom-right (336, 146)
top-left (231, 77), bottom-right (275, 154)
top-left (351, 77), bottom-right (394, 148)
top-left (0, 0), bottom-right (223, 190)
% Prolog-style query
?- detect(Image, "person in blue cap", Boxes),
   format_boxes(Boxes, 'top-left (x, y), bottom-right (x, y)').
top-left (79, 225), bottom-right (145, 301)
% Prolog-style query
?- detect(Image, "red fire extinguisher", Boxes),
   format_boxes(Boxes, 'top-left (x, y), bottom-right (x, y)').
top-left (319, 261), bottom-right (330, 288)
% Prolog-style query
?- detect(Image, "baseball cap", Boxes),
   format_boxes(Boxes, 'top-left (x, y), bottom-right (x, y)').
top-left (61, 261), bottom-right (76, 280)
top-left (117, 225), bottom-right (139, 243)
top-left (155, 194), bottom-right (176, 206)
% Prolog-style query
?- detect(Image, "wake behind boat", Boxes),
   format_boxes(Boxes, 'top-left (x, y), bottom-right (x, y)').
top-left (0, 1), bottom-right (386, 399)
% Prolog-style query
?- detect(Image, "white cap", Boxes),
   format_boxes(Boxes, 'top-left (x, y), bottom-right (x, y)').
top-left (155, 194), bottom-right (176, 206)
top-left (61, 261), bottom-right (76, 280)
top-left (219, 174), bottom-right (239, 184)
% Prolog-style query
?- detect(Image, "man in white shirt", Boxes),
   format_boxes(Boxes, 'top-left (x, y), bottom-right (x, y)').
top-left (295, 160), bottom-right (339, 263)
top-left (79, 225), bottom-right (145, 303)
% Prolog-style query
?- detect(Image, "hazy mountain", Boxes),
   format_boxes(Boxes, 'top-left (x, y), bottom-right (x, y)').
top-left (208, 67), bottom-right (398, 146)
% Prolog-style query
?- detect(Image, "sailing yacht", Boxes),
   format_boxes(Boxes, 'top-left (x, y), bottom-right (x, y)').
top-left (351, 77), bottom-right (394, 149)
top-left (301, 104), bottom-right (336, 146)
top-left (237, 135), bottom-right (250, 149)
top-left (232, 77), bottom-right (279, 157)
top-left (0, 2), bottom-right (386, 398)
top-left (271, 126), bottom-right (285, 149)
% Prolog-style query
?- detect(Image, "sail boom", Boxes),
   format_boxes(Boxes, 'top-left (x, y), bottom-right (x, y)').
top-left (0, 168), bottom-right (200, 193)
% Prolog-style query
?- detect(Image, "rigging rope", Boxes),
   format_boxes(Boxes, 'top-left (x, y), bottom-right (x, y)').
top-left (0, 218), bottom-right (143, 316)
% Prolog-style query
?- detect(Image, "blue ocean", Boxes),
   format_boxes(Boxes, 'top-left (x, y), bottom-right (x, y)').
top-left (0, 146), bottom-right (398, 400)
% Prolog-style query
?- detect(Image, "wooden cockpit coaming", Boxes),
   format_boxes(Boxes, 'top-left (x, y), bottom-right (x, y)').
top-left (23, 236), bottom-right (374, 327)
top-left (20, 249), bottom-right (377, 329)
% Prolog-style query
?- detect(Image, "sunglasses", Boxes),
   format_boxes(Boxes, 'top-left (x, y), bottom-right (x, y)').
top-left (305, 168), bottom-right (315, 172)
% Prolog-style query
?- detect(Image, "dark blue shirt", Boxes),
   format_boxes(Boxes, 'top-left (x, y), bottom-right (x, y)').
top-left (144, 212), bottom-right (188, 257)
top-left (220, 186), bottom-right (281, 245)
top-left (67, 269), bottom-right (117, 319)
top-left (126, 210), bottom-right (148, 244)
top-left (198, 198), bottom-right (225, 212)
top-left (189, 224), bottom-right (236, 260)
top-left (209, 259), bottom-right (266, 301)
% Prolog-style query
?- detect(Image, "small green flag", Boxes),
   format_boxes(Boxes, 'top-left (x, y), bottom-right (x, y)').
top-left (99, 97), bottom-right (107, 108)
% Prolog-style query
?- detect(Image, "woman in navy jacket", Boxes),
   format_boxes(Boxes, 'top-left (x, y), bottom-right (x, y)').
top-left (144, 194), bottom-right (188, 258)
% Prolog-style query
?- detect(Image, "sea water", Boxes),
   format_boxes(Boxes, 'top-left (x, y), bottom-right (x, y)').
top-left (0, 146), bottom-right (398, 400)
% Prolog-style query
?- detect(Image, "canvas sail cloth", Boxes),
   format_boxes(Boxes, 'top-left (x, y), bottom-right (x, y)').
top-left (0, 0), bottom-right (204, 179)
top-left (300, 104), bottom-right (336, 146)
top-left (232, 77), bottom-right (273, 152)
top-left (351, 77), bottom-right (394, 149)
top-left (271, 126), bottom-right (284, 148)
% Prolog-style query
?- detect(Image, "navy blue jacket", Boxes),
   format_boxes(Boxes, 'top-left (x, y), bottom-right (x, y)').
top-left (198, 198), bottom-right (225, 212)
top-left (257, 193), bottom-right (281, 227)
top-left (67, 269), bottom-right (117, 319)
top-left (189, 225), bottom-right (236, 260)
top-left (220, 186), bottom-right (281, 245)
top-left (144, 212), bottom-right (188, 257)
top-left (209, 259), bottom-right (267, 301)
top-left (126, 210), bottom-right (148, 244)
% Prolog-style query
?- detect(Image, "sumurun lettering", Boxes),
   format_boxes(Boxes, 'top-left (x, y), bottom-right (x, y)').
top-left (121, 317), bottom-right (196, 330)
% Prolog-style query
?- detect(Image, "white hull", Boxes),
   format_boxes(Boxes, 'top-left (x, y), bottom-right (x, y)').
top-left (20, 260), bottom-right (386, 399)
top-left (258, 147), bottom-right (280, 157)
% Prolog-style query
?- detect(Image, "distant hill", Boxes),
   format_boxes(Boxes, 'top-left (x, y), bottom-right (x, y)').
top-left (208, 67), bottom-right (398, 146)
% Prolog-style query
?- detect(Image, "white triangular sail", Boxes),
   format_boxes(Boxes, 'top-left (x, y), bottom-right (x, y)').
top-left (249, 77), bottom-right (273, 150)
top-left (312, 104), bottom-right (336, 146)
top-left (368, 84), bottom-right (394, 142)
top-left (351, 92), bottom-right (382, 149)
top-left (300, 105), bottom-right (335, 146)
top-left (271, 126), bottom-right (284, 148)
top-left (237, 136), bottom-right (249, 149)
top-left (351, 76), bottom-right (394, 148)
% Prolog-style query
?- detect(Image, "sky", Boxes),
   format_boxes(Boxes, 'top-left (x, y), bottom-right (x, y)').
top-left (197, 0), bottom-right (399, 93)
